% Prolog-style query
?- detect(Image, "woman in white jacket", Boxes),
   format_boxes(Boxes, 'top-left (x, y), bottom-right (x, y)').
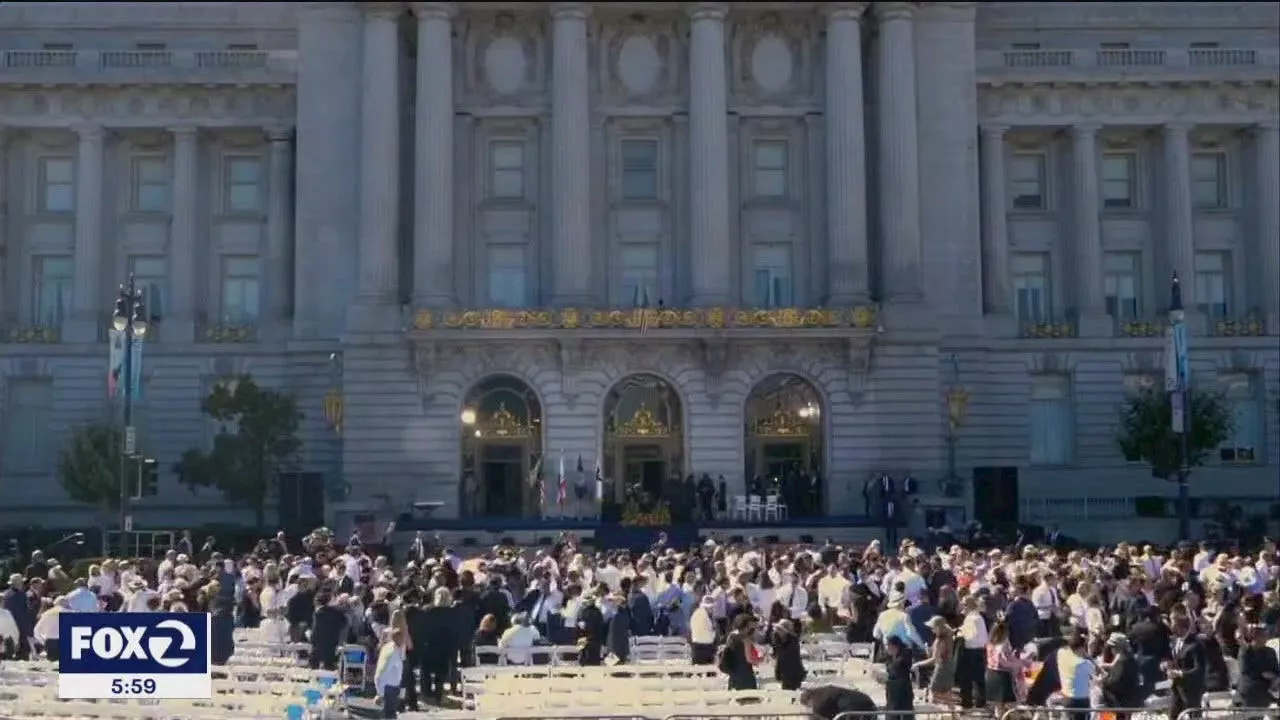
top-left (34, 596), bottom-right (69, 661)
top-left (374, 626), bottom-right (407, 718)
top-left (689, 595), bottom-right (718, 665)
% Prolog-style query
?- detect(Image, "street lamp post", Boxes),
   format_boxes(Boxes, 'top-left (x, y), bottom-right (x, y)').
top-left (1166, 273), bottom-right (1191, 540)
top-left (112, 275), bottom-right (148, 557)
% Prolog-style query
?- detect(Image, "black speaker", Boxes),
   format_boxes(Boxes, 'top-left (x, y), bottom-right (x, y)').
top-left (972, 466), bottom-right (1019, 528)
top-left (277, 472), bottom-right (326, 535)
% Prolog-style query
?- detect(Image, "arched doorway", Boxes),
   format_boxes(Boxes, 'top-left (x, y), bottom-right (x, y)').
top-left (460, 375), bottom-right (542, 518)
top-left (743, 373), bottom-right (824, 517)
top-left (601, 374), bottom-right (685, 516)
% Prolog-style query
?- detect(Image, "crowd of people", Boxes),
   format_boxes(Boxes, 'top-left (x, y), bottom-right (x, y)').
top-left (2, 526), bottom-right (1279, 719)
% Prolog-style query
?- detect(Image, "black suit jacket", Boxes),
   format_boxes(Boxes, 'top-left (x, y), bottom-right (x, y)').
top-left (1171, 633), bottom-right (1207, 700)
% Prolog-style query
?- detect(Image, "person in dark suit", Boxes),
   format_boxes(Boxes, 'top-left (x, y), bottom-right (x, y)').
top-left (477, 577), bottom-right (511, 633)
top-left (1100, 633), bottom-right (1143, 715)
top-left (1165, 612), bottom-right (1206, 720)
top-left (309, 592), bottom-right (349, 671)
top-left (417, 587), bottom-right (458, 704)
top-left (576, 595), bottom-right (606, 666)
top-left (2, 574), bottom-right (34, 660)
top-left (626, 579), bottom-right (654, 637)
top-left (209, 597), bottom-right (236, 665)
top-left (769, 619), bottom-right (807, 690)
top-left (1128, 606), bottom-right (1170, 694)
top-left (606, 594), bottom-right (632, 663)
top-left (1235, 623), bottom-right (1279, 710)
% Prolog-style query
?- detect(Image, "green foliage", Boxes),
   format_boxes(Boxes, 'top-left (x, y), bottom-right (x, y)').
top-left (176, 375), bottom-right (303, 528)
top-left (1116, 386), bottom-right (1234, 479)
top-left (57, 423), bottom-right (127, 510)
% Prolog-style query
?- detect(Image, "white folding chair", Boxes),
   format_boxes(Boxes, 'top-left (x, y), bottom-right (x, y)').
top-left (747, 494), bottom-right (763, 522)
top-left (764, 494), bottom-right (787, 521)
top-left (731, 495), bottom-right (749, 520)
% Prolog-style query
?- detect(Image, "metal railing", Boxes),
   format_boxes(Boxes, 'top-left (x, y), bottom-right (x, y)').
top-left (0, 49), bottom-right (296, 81)
top-left (998, 707), bottom-right (1172, 720)
top-left (979, 46), bottom-right (1280, 79)
top-left (834, 712), bottom-right (989, 720)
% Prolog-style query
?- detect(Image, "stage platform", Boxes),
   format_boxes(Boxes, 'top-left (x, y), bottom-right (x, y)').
top-left (389, 514), bottom-right (888, 551)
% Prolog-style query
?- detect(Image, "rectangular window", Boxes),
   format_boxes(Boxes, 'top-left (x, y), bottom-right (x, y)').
top-left (752, 140), bottom-right (789, 198)
top-left (3, 380), bottom-right (54, 474)
top-left (135, 42), bottom-right (167, 51)
top-left (617, 244), bottom-right (659, 307)
top-left (490, 142), bottom-right (525, 200)
top-left (1100, 42), bottom-right (1131, 50)
top-left (1191, 152), bottom-right (1226, 209)
top-left (43, 43), bottom-right (73, 51)
top-left (1013, 253), bottom-right (1051, 324)
top-left (1190, 42), bottom-right (1220, 49)
top-left (751, 245), bottom-right (792, 308)
top-left (223, 156), bottom-right (262, 213)
top-left (130, 256), bottom-right (168, 323)
top-left (132, 156), bottom-right (171, 213)
top-left (1194, 251), bottom-right (1230, 319)
top-left (39, 157), bottom-right (75, 212)
top-left (1029, 374), bottom-right (1074, 465)
top-left (227, 43), bottom-right (260, 51)
top-left (1101, 153), bottom-right (1136, 209)
top-left (1009, 153), bottom-right (1046, 210)
top-left (487, 246), bottom-right (527, 308)
top-left (220, 256), bottom-right (261, 323)
top-left (620, 139), bottom-right (659, 201)
top-left (1104, 252), bottom-right (1141, 320)
top-left (1218, 373), bottom-right (1260, 463)
top-left (32, 256), bottom-right (74, 327)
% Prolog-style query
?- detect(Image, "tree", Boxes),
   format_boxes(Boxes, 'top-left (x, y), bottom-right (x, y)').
top-left (177, 375), bottom-right (303, 528)
top-left (58, 423), bottom-right (127, 511)
top-left (1116, 386), bottom-right (1234, 480)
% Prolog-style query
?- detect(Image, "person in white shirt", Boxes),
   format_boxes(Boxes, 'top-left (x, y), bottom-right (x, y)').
top-left (1030, 571), bottom-right (1061, 638)
top-left (374, 626), bottom-right (407, 718)
top-left (65, 578), bottom-right (100, 613)
top-left (689, 595), bottom-right (718, 664)
top-left (956, 595), bottom-right (989, 709)
top-left (498, 613), bottom-right (542, 665)
top-left (33, 596), bottom-right (68, 661)
top-left (872, 594), bottom-right (925, 654)
top-left (896, 557), bottom-right (927, 607)
top-left (1055, 634), bottom-right (1095, 711)
top-left (776, 571), bottom-right (809, 620)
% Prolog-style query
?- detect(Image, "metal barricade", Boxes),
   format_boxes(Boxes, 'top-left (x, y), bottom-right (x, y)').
top-left (839, 707), bottom-right (988, 712)
top-left (998, 706), bottom-right (1172, 720)
top-left (1177, 710), bottom-right (1280, 720)
top-left (665, 707), bottom-right (824, 712)
top-left (497, 716), bottom-right (648, 720)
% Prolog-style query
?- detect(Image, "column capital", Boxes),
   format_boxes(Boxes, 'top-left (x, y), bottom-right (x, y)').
top-left (73, 124), bottom-right (105, 142)
top-left (874, 2), bottom-right (917, 22)
top-left (1255, 119), bottom-right (1280, 133)
top-left (412, 1), bottom-right (454, 21)
top-left (1162, 121), bottom-right (1194, 136)
top-left (823, 2), bottom-right (868, 21)
top-left (167, 125), bottom-right (199, 139)
top-left (687, 2), bottom-right (728, 22)
top-left (980, 123), bottom-right (1010, 138)
top-left (551, 2), bottom-right (590, 21)
top-left (265, 125), bottom-right (294, 143)
top-left (363, 2), bottom-right (402, 21)
top-left (1070, 123), bottom-right (1102, 138)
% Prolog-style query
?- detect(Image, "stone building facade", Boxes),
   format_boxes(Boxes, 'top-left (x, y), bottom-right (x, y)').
top-left (0, 2), bottom-right (1277, 540)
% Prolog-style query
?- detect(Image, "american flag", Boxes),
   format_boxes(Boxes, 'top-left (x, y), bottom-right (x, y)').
top-left (557, 449), bottom-right (567, 505)
top-left (594, 458), bottom-right (604, 501)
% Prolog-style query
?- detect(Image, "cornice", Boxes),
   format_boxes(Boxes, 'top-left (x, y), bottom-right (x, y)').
top-left (0, 1), bottom-right (299, 29)
top-left (978, 82), bottom-right (1280, 128)
top-left (978, 1), bottom-right (1280, 30)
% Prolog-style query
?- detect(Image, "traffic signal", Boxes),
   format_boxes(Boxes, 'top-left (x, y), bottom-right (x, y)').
top-left (135, 457), bottom-right (159, 498)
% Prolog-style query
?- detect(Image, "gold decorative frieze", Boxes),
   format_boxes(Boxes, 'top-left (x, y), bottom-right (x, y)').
top-left (6, 325), bottom-right (60, 343)
top-left (749, 408), bottom-right (809, 438)
top-left (323, 391), bottom-right (344, 435)
top-left (1213, 317), bottom-right (1267, 337)
top-left (1118, 320), bottom-right (1166, 338)
top-left (1019, 321), bottom-right (1077, 339)
top-left (201, 323), bottom-right (257, 343)
top-left (478, 404), bottom-right (531, 439)
top-left (612, 404), bottom-right (670, 438)
top-left (411, 305), bottom-right (877, 331)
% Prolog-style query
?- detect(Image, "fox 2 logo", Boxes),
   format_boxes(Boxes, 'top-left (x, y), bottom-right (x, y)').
top-left (59, 613), bottom-right (210, 675)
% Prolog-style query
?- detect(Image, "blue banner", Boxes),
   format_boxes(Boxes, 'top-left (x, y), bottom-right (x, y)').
top-left (59, 612), bottom-right (209, 675)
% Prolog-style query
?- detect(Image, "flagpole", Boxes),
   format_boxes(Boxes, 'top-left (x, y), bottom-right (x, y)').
top-left (1169, 273), bottom-right (1191, 540)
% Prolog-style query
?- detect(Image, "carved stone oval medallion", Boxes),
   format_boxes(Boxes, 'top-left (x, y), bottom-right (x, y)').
top-left (484, 36), bottom-right (526, 95)
top-left (750, 35), bottom-right (792, 94)
top-left (617, 34), bottom-right (661, 95)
